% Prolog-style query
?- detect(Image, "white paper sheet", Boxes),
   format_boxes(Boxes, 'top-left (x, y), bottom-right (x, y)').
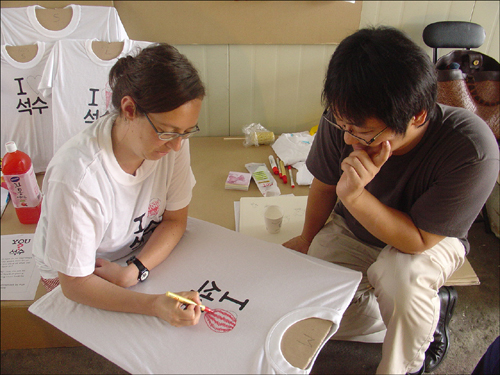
top-left (29, 218), bottom-right (361, 374)
top-left (1, 233), bottom-right (40, 300)
top-left (234, 200), bottom-right (240, 231)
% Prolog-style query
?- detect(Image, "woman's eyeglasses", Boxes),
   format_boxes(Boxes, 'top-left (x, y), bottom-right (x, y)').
top-left (143, 112), bottom-right (200, 141)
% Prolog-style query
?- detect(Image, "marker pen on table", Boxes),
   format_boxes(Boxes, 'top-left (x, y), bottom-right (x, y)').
top-left (268, 155), bottom-right (279, 175)
top-left (276, 157), bottom-right (283, 179)
top-left (288, 165), bottom-right (295, 188)
top-left (279, 160), bottom-right (287, 184)
top-left (166, 291), bottom-right (214, 313)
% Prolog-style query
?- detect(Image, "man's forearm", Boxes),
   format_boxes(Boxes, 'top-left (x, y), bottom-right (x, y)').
top-left (341, 189), bottom-right (444, 254)
top-left (301, 178), bottom-right (337, 243)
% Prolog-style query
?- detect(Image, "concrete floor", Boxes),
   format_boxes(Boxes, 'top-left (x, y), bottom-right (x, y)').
top-left (1, 221), bottom-right (498, 374)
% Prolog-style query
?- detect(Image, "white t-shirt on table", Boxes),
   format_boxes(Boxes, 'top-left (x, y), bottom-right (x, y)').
top-left (30, 217), bottom-right (362, 374)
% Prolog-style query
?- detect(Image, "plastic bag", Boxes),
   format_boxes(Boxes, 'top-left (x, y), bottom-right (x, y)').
top-left (242, 123), bottom-right (275, 147)
top-left (271, 131), bottom-right (315, 165)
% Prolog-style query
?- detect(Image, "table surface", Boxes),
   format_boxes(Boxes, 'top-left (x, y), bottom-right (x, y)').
top-left (188, 137), bottom-right (310, 230)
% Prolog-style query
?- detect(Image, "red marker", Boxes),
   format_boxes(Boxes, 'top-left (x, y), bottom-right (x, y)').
top-left (268, 155), bottom-right (279, 175)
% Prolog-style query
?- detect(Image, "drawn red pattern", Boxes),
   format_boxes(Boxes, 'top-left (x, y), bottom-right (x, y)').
top-left (40, 277), bottom-right (60, 292)
top-left (147, 198), bottom-right (160, 217)
top-left (204, 309), bottom-right (237, 333)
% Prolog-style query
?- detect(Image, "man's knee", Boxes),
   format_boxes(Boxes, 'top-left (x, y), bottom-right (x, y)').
top-left (368, 247), bottom-right (439, 301)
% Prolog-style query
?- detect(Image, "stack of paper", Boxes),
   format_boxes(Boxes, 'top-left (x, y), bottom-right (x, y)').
top-left (445, 259), bottom-right (480, 286)
top-left (225, 171), bottom-right (251, 191)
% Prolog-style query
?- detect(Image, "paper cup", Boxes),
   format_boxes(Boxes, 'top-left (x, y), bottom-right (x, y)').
top-left (264, 205), bottom-right (284, 234)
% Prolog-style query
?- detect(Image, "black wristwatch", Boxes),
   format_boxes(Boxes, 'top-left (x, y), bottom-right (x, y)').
top-left (126, 256), bottom-right (149, 282)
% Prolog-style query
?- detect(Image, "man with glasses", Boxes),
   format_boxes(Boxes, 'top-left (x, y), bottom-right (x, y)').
top-left (283, 27), bottom-right (498, 374)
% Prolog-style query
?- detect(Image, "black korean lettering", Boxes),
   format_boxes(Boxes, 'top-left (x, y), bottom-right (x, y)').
top-left (133, 214), bottom-right (146, 234)
top-left (88, 88), bottom-right (99, 106)
top-left (83, 109), bottom-right (100, 124)
top-left (219, 291), bottom-right (249, 311)
top-left (31, 97), bottom-right (49, 114)
top-left (129, 214), bottom-right (161, 251)
top-left (14, 78), bottom-right (27, 95)
top-left (17, 97), bottom-right (32, 115)
top-left (198, 280), bottom-right (222, 301)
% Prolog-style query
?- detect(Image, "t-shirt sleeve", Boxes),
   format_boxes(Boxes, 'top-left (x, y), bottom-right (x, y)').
top-left (107, 6), bottom-right (129, 41)
top-left (306, 114), bottom-right (344, 186)
top-left (410, 114), bottom-right (499, 239)
top-left (41, 180), bottom-right (107, 277)
top-left (412, 158), bottom-right (498, 239)
top-left (38, 41), bottom-right (60, 98)
top-left (164, 138), bottom-right (196, 211)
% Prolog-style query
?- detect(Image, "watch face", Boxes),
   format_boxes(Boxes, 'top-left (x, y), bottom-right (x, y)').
top-left (139, 270), bottom-right (149, 281)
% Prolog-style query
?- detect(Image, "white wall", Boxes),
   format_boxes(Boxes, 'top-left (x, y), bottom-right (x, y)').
top-left (177, 1), bottom-right (499, 136)
top-left (360, 1), bottom-right (499, 62)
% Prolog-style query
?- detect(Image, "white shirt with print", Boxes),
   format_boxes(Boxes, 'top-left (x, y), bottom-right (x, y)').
top-left (33, 113), bottom-right (196, 279)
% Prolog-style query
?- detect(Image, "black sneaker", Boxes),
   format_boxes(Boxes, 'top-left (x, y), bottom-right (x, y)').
top-left (424, 286), bottom-right (458, 372)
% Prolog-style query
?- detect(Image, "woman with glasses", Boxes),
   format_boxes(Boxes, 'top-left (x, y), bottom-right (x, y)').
top-left (33, 44), bottom-right (205, 327)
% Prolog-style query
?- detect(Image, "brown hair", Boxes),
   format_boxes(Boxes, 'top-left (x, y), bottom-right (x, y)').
top-left (109, 43), bottom-right (205, 114)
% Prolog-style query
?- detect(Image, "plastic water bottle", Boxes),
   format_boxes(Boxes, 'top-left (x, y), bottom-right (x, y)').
top-left (2, 142), bottom-right (42, 224)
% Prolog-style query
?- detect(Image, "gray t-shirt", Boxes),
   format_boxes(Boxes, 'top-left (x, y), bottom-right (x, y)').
top-left (307, 104), bottom-right (499, 253)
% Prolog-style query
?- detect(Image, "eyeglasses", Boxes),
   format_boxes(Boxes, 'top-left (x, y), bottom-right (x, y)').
top-left (143, 112), bottom-right (200, 141)
top-left (322, 114), bottom-right (387, 146)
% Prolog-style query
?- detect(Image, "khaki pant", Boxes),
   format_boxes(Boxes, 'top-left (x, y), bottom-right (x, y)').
top-left (309, 214), bottom-right (465, 374)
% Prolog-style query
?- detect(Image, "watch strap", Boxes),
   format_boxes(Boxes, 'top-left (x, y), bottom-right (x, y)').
top-left (127, 256), bottom-right (149, 281)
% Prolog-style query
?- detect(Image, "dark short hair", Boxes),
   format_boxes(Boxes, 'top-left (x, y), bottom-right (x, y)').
top-left (322, 26), bottom-right (437, 135)
top-left (109, 43), bottom-right (205, 114)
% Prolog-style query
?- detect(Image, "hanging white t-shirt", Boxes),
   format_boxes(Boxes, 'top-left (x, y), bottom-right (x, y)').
top-left (39, 38), bottom-right (152, 156)
top-left (33, 113), bottom-right (196, 279)
top-left (1, 42), bottom-right (53, 172)
top-left (30, 217), bottom-right (362, 374)
top-left (1, 4), bottom-right (128, 47)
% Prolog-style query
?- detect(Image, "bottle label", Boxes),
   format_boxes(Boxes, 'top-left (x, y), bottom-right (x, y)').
top-left (4, 165), bottom-right (42, 208)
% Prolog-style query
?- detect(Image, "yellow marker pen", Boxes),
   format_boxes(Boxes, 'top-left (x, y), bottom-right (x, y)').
top-left (166, 291), bottom-right (213, 313)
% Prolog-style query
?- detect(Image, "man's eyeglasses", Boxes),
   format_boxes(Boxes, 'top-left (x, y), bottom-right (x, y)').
top-left (322, 114), bottom-right (387, 146)
top-left (142, 111), bottom-right (200, 141)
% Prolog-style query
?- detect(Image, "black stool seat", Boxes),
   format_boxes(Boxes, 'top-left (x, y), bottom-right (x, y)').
top-left (423, 21), bottom-right (486, 63)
